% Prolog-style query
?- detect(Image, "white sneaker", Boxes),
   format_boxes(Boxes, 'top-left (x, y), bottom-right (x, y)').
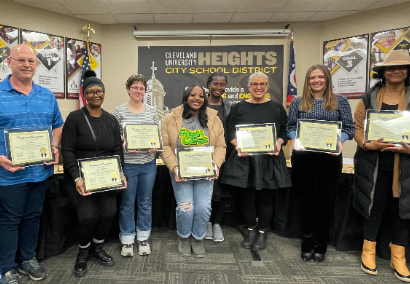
top-left (212, 224), bottom-right (224, 242)
top-left (121, 244), bottom-right (134, 257)
top-left (139, 241), bottom-right (151, 256)
top-left (204, 222), bottom-right (213, 240)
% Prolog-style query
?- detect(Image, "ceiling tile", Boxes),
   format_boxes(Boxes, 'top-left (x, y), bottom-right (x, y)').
top-left (231, 13), bottom-right (273, 23)
top-left (193, 13), bottom-right (232, 23)
top-left (149, 0), bottom-right (194, 13)
top-left (13, 0), bottom-right (70, 14)
top-left (307, 11), bottom-right (358, 21)
top-left (236, 0), bottom-right (288, 12)
top-left (322, 0), bottom-right (380, 11)
top-left (114, 13), bottom-right (154, 23)
top-left (194, 0), bottom-right (241, 13)
top-left (103, 0), bottom-right (151, 14)
top-left (58, 0), bottom-right (111, 15)
top-left (280, 0), bottom-right (334, 11)
top-left (75, 14), bottom-right (118, 24)
top-left (269, 12), bottom-right (316, 22)
top-left (153, 13), bottom-right (193, 23)
top-left (365, 0), bottom-right (410, 9)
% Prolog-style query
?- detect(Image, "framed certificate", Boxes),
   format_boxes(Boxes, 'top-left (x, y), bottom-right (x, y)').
top-left (78, 156), bottom-right (124, 193)
top-left (123, 123), bottom-right (162, 152)
top-left (4, 128), bottom-right (55, 166)
top-left (296, 119), bottom-right (341, 154)
top-left (176, 146), bottom-right (216, 180)
top-left (236, 123), bottom-right (277, 155)
top-left (364, 110), bottom-right (410, 144)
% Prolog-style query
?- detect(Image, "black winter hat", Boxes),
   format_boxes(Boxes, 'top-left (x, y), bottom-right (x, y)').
top-left (82, 70), bottom-right (104, 94)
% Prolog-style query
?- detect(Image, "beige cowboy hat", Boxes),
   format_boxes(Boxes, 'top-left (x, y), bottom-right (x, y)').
top-left (373, 49), bottom-right (410, 72)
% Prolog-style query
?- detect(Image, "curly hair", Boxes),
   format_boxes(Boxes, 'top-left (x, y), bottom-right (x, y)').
top-left (182, 85), bottom-right (208, 128)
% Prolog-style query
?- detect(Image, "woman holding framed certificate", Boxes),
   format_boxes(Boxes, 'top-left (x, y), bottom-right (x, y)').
top-left (353, 50), bottom-right (410, 281)
top-left (287, 64), bottom-right (354, 263)
top-left (112, 74), bottom-right (159, 258)
top-left (220, 72), bottom-right (291, 252)
top-left (61, 71), bottom-right (126, 277)
top-left (161, 85), bottom-right (226, 258)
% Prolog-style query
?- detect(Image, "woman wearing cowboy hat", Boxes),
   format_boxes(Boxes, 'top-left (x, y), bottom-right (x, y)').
top-left (353, 49), bottom-right (410, 282)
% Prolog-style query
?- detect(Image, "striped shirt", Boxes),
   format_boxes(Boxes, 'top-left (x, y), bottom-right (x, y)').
top-left (112, 103), bottom-right (158, 164)
top-left (0, 75), bottom-right (64, 186)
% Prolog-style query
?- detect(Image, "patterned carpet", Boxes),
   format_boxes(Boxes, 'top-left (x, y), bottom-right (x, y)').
top-left (19, 226), bottom-right (401, 284)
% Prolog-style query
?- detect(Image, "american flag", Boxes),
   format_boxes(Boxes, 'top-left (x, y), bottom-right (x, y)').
top-left (79, 40), bottom-right (91, 108)
top-left (286, 40), bottom-right (297, 107)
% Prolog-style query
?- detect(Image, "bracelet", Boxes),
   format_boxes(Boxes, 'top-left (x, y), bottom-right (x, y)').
top-left (51, 145), bottom-right (58, 149)
top-left (74, 177), bottom-right (82, 183)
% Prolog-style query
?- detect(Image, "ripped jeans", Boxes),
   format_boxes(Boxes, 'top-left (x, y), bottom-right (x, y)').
top-left (170, 173), bottom-right (213, 240)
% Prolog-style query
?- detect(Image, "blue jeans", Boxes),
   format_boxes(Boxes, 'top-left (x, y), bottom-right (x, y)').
top-left (170, 173), bottom-right (213, 240)
top-left (119, 160), bottom-right (157, 244)
top-left (0, 180), bottom-right (47, 274)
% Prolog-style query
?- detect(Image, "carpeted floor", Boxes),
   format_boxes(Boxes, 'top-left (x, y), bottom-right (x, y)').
top-left (19, 226), bottom-right (400, 284)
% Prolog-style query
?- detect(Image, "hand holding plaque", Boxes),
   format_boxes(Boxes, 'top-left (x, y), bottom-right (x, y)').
top-left (295, 119), bottom-right (341, 154)
top-left (236, 123), bottom-right (277, 155)
top-left (364, 110), bottom-right (410, 145)
top-left (124, 123), bottom-right (162, 152)
top-left (78, 156), bottom-right (125, 193)
top-left (4, 128), bottom-right (55, 166)
top-left (176, 146), bottom-right (216, 180)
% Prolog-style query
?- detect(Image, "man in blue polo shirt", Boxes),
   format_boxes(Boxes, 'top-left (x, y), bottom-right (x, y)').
top-left (0, 45), bottom-right (63, 284)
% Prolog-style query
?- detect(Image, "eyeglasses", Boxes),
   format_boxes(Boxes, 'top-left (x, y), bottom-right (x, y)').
top-left (129, 86), bottom-right (145, 91)
top-left (9, 57), bottom-right (37, 65)
top-left (250, 82), bottom-right (268, 88)
top-left (85, 90), bottom-right (104, 96)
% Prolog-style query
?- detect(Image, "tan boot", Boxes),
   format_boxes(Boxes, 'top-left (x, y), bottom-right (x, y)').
top-left (361, 240), bottom-right (377, 275)
top-left (390, 243), bottom-right (410, 282)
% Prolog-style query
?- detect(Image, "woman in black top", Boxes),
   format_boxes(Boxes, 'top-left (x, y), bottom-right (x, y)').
top-left (61, 71), bottom-right (126, 277)
top-left (220, 72), bottom-right (291, 251)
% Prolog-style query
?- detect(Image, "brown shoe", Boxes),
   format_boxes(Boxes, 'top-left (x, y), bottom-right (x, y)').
top-left (390, 243), bottom-right (410, 282)
top-left (361, 240), bottom-right (377, 275)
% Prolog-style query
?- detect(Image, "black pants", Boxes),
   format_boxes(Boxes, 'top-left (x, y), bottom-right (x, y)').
top-left (291, 151), bottom-right (342, 250)
top-left (363, 170), bottom-right (410, 246)
top-left (65, 173), bottom-right (118, 246)
top-left (241, 188), bottom-right (274, 230)
top-left (210, 200), bottom-right (224, 224)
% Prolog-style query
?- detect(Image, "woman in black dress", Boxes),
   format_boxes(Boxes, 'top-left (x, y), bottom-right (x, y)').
top-left (220, 72), bottom-right (291, 251)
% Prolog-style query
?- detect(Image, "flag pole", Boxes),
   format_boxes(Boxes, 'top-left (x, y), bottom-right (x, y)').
top-left (79, 24), bottom-right (95, 108)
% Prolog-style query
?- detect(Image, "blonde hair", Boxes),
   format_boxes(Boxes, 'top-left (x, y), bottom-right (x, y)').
top-left (299, 64), bottom-right (337, 113)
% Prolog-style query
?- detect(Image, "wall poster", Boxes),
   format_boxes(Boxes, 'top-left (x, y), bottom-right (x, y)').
top-left (323, 35), bottom-right (369, 99)
top-left (20, 29), bottom-right (65, 98)
top-left (66, 38), bottom-right (101, 99)
top-left (0, 24), bottom-right (18, 82)
top-left (138, 45), bottom-right (284, 120)
top-left (370, 26), bottom-right (410, 87)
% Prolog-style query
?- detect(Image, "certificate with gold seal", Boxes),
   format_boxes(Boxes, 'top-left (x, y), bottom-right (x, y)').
top-left (78, 156), bottom-right (124, 193)
top-left (176, 146), bottom-right (216, 180)
top-left (124, 123), bottom-right (162, 151)
top-left (236, 123), bottom-right (277, 154)
top-left (296, 119), bottom-right (341, 154)
top-left (365, 110), bottom-right (410, 144)
top-left (4, 128), bottom-right (54, 166)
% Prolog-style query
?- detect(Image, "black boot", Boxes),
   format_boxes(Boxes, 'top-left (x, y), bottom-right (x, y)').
top-left (301, 234), bottom-right (314, 262)
top-left (90, 242), bottom-right (114, 266)
top-left (313, 242), bottom-right (327, 263)
top-left (74, 246), bottom-right (90, 277)
top-left (241, 226), bottom-right (258, 249)
top-left (252, 230), bottom-right (268, 251)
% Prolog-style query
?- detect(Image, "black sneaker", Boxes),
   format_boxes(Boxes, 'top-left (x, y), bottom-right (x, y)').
top-left (18, 257), bottom-right (47, 280)
top-left (0, 269), bottom-right (20, 284)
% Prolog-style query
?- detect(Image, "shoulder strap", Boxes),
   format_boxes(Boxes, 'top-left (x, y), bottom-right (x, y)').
top-left (81, 108), bottom-right (98, 157)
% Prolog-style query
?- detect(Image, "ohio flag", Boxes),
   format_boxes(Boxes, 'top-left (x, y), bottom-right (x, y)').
top-left (287, 40), bottom-right (297, 106)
